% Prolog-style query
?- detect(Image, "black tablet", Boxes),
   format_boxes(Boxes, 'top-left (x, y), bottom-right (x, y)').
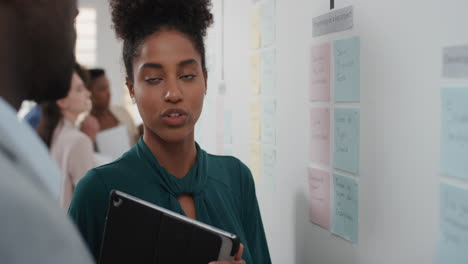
top-left (98, 190), bottom-right (241, 264)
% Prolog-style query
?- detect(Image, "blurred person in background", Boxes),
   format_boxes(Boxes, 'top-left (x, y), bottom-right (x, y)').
top-left (79, 114), bottom-right (114, 166)
top-left (88, 68), bottom-right (139, 145)
top-left (0, 0), bottom-right (93, 262)
top-left (37, 63), bottom-right (96, 209)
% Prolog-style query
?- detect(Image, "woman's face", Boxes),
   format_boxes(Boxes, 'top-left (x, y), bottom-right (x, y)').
top-left (128, 29), bottom-right (206, 143)
top-left (90, 75), bottom-right (111, 110)
top-left (57, 72), bottom-right (91, 115)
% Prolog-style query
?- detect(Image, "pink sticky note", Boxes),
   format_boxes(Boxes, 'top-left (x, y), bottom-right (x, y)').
top-left (310, 107), bottom-right (330, 165)
top-left (308, 168), bottom-right (331, 230)
top-left (310, 42), bottom-right (331, 101)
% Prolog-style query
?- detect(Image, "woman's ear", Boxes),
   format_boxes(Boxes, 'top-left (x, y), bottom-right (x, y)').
top-left (203, 70), bottom-right (208, 95)
top-left (126, 77), bottom-right (135, 98)
top-left (56, 97), bottom-right (68, 110)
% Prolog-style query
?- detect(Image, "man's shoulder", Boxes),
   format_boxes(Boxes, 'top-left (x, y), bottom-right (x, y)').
top-left (0, 156), bottom-right (93, 263)
top-left (0, 100), bottom-right (62, 197)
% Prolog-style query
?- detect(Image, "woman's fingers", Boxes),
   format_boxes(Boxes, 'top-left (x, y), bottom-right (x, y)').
top-left (209, 243), bottom-right (246, 264)
top-left (234, 243), bottom-right (244, 261)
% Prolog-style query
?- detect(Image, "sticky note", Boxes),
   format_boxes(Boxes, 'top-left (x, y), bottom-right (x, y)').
top-left (334, 36), bottom-right (360, 102)
top-left (310, 42), bottom-right (331, 101)
top-left (263, 145), bottom-right (277, 190)
top-left (249, 98), bottom-right (261, 140)
top-left (261, 49), bottom-right (276, 96)
top-left (262, 100), bottom-right (276, 144)
top-left (441, 87), bottom-right (468, 180)
top-left (437, 183), bottom-right (468, 264)
top-left (310, 107), bottom-right (330, 166)
top-left (250, 53), bottom-right (261, 94)
top-left (308, 168), bottom-right (331, 229)
top-left (261, 0), bottom-right (276, 47)
top-left (250, 7), bottom-right (261, 49)
top-left (331, 173), bottom-right (359, 243)
top-left (333, 108), bottom-right (360, 174)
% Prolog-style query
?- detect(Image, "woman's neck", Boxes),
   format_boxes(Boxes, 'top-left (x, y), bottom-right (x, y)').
top-left (61, 111), bottom-right (79, 124)
top-left (143, 128), bottom-right (197, 179)
top-left (91, 107), bottom-right (111, 117)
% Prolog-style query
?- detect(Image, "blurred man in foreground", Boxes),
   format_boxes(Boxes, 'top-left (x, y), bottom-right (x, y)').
top-left (0, 0), bottom-right (93, 263)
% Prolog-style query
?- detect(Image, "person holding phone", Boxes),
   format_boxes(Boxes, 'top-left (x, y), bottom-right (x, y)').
top-left (68, 0), bottom-right (271, 263)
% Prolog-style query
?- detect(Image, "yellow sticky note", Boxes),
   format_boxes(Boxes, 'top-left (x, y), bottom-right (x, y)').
top-left (249, 98), bottom-right (261, 140)
top-left (249, 142), bottom-right (262, 184)
top-left (250, 7), bottom-right (261, 50)
top-left (250, 53), bottom-right (261, 94)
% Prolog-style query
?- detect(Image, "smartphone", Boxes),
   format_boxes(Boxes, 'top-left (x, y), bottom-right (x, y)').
top-left (98, 190), bottom-right (241, 264)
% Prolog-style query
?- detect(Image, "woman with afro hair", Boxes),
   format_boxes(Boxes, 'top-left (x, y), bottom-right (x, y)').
top-left (68, 0), bottom-right (271, 263)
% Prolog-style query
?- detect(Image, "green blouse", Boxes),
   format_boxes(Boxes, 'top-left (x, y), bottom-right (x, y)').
top-left (68, 139), bottom-right (271, 264)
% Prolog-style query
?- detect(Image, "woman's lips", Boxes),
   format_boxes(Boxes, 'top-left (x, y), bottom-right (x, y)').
top-left (161, 108), bottom-right (188, 127)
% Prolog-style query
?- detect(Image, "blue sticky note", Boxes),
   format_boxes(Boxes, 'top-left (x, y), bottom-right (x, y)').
top-left (437, 183), bottom-right (468, 264)
top-left (334, 36), bottom-right (360, 102)
top-left (261, 49), bottom-right (276, 96)
top-left (262, 100), bottom-right (276, 144)
top-left (441, 87), bottom-right (468, 180)
top-left (331, 173), bottom-right (359, 243)
top-left (261, 0), bottom-right (276, 47)
top-left (262, 145), bottom-right (277, 190)
top-left (333, 108), bottom-right (360, 174)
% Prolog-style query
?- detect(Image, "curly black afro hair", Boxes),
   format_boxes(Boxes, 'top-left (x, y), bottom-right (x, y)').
top-left (109, 0), bottom-right (214, 80)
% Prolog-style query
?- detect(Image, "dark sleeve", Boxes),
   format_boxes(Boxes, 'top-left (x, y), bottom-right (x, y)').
top-left (239, 162), bottom-right (272, 264)
top-left (68, 169), bottom-right (110, 261)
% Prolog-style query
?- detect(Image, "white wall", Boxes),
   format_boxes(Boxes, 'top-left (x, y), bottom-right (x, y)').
top-left (217, 0), bottom-right (468, 263)
top-left (79, 0), bottom-right (125, 107)
top-left (85, 0), bottom-right (468, 263)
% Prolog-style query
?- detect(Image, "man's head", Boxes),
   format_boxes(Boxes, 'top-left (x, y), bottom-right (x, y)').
top-left (0, 0), bottom-right (78, 109)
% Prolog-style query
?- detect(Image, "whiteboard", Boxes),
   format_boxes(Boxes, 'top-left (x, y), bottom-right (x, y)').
top-left (198, 0), bottom-right (468, 263)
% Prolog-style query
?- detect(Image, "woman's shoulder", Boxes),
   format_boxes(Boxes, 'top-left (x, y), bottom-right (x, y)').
top-left (206, 153), bottom-right (245, 170)
top-left (85, 145), bottom-right (142, 182)
top-left (51, 121), bottom-right (92, 153)
top-left (205, 153), bottom-right (254, 185)
top-left (110, 105), bottom-right (132, 121)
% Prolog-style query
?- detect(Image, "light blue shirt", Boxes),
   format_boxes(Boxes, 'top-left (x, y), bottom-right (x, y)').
top-left (0, 98), bottom-right (61, 198)
top-left (0, 97), bottom-right (93, 264)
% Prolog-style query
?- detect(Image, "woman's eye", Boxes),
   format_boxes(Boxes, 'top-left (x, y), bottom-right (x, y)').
top-left (144, 77), bottom-right (162, 84)
top-left (180, 74), bottom-right (196, 80)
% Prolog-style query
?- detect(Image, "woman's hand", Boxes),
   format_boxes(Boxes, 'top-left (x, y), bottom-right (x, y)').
top-left (209, 243), bottom-right (246, 264)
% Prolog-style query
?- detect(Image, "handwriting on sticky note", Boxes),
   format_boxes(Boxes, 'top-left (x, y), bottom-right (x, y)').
top-left (334, 36), bottom-right (360, 102)
top-left (263, 145), bottom-right (277, 189)
top-left (261, 49), bottom-right (276, 96)
top-left (441, 87), bottom-right (468, 180)
top-left (262, 100), bottom-right (276, 144)
top-left (332, 173), bottom-right (359, 243)
top-left (261, 0), bottom-right (276, 47)
top-left (437, 183), bottom-right (468, 264)
top-left (333, 108), bottom-right (360, 174)
top-left (310, 43), bottom-right (331, 101)
top-left (310, 107), bottom-right (330, 165)
top-left (308, 168), bottom-right (330, 229)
